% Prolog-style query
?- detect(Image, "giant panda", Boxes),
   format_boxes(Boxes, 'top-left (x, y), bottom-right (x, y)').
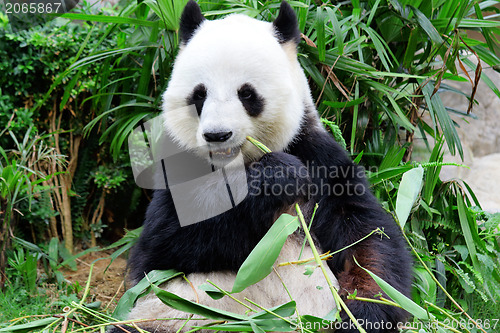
top-left (111, 1), bottom-right (412, 332)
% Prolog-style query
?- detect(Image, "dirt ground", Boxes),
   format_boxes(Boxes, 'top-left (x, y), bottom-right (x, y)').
top-left (61, 250), bottom-right (128, 310)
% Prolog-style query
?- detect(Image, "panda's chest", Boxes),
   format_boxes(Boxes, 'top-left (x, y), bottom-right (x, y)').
top-left (168, 161), bottom-right (249, 226)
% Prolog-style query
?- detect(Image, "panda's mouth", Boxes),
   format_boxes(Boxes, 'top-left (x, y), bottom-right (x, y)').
top-left (208, 146), bottom-right (240, 160)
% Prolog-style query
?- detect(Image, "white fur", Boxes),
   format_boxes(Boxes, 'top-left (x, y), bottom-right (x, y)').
top-left (169, 154), bottom-right (248, 226)
top-left (162, 14), bottom-right (316, 163)
top-left (127, 234), bottom-right (338, 332)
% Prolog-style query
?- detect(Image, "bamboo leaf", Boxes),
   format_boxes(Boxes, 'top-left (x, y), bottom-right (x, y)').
top-left (368, 165), bottom-right (413, 185)
top-left (395, 166), bottom-right (424, 229)
top-left (361, 25), bottom-right (392, 71)
top-left (411, 6), bottom-right (444, 45)
top-left (354, 257), bottom-right (434, 321)
top-left (325, 6), bottom-right (344, 54)
top-left (432, 18), bottom-right (500, 28)
top-left (0, 318), bottom-right (59, 333)
top-left (231, 214), bottom-right (299, 293)
top-left (249, 301), bottom-right (296, 319)
top-left (456, 186), bottom-right (482, 276)
top-left (196, 318), bottom-right (293, 332)
top-left (323, 96), bottom-right (365, 108)
top-left (151, 284), bottom-right (246, 321)
top-left (403, 28), bottom-right (418, 69)
top-left (112, 270), bottom-right (183, 320)
top-left (246, 136), bottom-right (272, 154)
top-left (422, 81), bottom-right (463, 159)
top-left (59, 12), bottom-right (164, 28)
top-left (315, 7), bottom-right (326, 62)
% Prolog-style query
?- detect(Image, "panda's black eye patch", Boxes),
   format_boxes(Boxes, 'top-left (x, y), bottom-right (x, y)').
top-left (192, 87), bottom-right (207, 100)
top-left (188, 84), bottom-right (207, 116)
top-left (238, 87), bottom-right (254, 100)
top-left (238, 84), bottom-right (264, 117)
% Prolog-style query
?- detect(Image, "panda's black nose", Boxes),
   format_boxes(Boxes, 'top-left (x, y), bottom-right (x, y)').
top-left (203, 131), bottom-right (233, 142)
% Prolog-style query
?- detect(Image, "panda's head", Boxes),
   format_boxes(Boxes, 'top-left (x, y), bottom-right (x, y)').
top-left (162, 0), bottom-right (313, 166)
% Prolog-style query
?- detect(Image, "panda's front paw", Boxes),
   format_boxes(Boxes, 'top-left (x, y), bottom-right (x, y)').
top-left (249, 152), bottom-right (311, 204)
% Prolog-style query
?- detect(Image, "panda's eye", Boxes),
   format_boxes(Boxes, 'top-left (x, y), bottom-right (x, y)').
top-left (238, 83), bottom-right (264, 117)
top-left (188, 84), bottom-right (208, 116)
top-left (239, 90), bottom-right (253, 100)
top-left (238, 86), bottom-right (255, 100)
top-left (192, 87), bottom-right (207, 100)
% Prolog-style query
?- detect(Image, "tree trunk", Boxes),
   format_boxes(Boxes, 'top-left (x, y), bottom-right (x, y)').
top-left (61, 177), bottom-right (73, 253)
top-left (90, 191), bottom-right (106, 248)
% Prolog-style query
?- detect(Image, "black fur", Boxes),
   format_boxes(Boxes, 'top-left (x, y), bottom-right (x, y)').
top-left (187, 83), bottom-right (207, 116)
top-left (238, 83), bottom-right (265, 117)
top-left (107, 326), bottom-right (141, 333)
top-left (273, 1), bottom-right (301, 44)
top-left (179, 0), bottom-right (205, 44)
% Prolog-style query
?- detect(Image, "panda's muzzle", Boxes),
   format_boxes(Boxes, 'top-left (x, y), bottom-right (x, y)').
top-left (204, 132), bottom-right (241, 160)
top-left (203, 131), bottom-right (233, 142)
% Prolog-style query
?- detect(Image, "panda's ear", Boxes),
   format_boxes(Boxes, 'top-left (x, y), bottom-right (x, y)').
top-left (179, 0), bottom-right (205, 44)
top-left (273, 1), bottom-right (301, 44)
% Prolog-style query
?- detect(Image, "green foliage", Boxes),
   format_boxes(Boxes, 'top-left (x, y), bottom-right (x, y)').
top-left (0, 17), bottom-right (116, 149)
top-left (92, 166), bottom-right (126, 191)
top-left (0, 129), bottom-right (53, 211)
top-left (7, 248), bottom-right (39, 293)
top-left (0, 288), bottom-right (55, 324)
top-left (9, 237), bottom-right (80, 287)
top-left (0, 128), bottom-right (65, 286)
top-left (369, 140), bottom-right (500, 330)
top-left (0, 238), bottom-right (86, 325)
top-left (0, 5), bottom-right (145, 253)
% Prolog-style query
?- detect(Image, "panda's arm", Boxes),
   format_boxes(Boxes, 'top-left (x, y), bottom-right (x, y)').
top-left (313, 189), bottom-right (411, 330)
top-left (289, 129), bottom-right (412, 331)
top-left (128, 152), bottom-right (310, 283)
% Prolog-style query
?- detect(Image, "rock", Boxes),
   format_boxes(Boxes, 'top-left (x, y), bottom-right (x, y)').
top-left (440, 66), bottom-right (500, 157)
top-left (415, 63), bottom-right (500, 212)
top-left (441, 153), bottom-right (500, 213)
